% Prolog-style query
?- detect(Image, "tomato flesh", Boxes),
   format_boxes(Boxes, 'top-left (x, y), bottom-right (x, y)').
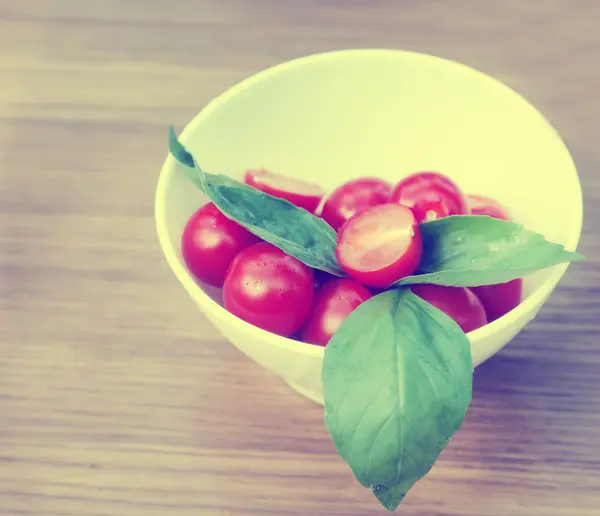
top-left (223, 242), bottom-right (314, 337)
top-left (390, 171), bottom-right (470, 223)
top-left (336, 203), bottom-right (422, 288)
top-left (181, 203), bottom-right (260, 287)
top-left (244, 169), bottom-right (325, 213)
top-left (467, 193), bottom-right (511, 221)
top-left (471, 278), bottom-right (523, 322)
top-left (321, 177), bottom-right (391, 231)
top-left (301, 279), bottom-right (373, 347)
top-left (411, 284), bottom-right (487, 333)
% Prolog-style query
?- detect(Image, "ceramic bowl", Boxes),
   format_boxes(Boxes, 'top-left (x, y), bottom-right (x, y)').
top-left (155, 49), bottom-right (583, 404)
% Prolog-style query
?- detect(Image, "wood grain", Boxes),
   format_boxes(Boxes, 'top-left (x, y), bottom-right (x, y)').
top-left (1, 1), bottom-right (600, 514)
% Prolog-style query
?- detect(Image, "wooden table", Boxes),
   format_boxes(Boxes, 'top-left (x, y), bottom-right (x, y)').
top-left (1, 1), bottom-right (599, 514)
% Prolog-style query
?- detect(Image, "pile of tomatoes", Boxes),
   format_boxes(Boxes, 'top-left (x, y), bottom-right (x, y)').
top-left (182, 170), bottom-right (522, 345)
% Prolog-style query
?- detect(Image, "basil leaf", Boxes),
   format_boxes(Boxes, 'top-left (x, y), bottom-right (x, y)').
top-left (372, 483), bottom-right (412, 511)
top-left (168, 125), bottom-right (195, 169)
top-left (394, 215), bottom-right (583, 287)
top-left (168, 126), bottom-right (345, 277)
top-left (322, 289), bottom-right (472, 511)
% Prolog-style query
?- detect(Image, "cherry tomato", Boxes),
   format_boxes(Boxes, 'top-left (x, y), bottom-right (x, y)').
top-left (223, 242), bottom-right (314, 337)
top-left (390, 171), bottom-right (470, 223)
top-left (301, 279), bottom-right (373, 347)
top-left (336, 203), bottom-right (422, 288)
top-left (244, 169), bottom-right (325, 213)
top-left (411, 284), bottom-right (487, 333)
top-left (313, 269), bottom-right (336, 290)
top-left (471, 279), bottom-right (523, 323)
top-left (181, 203), bottom-right (260, 287)
top-left (321, 177), bottom-right (391, 231)
top-left (467, 193), bottom-right (511, 221)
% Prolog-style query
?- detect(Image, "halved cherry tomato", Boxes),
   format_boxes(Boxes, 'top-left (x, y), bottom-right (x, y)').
top-left (411, 284), bottom-right (487, 333)
top-left (321, 177), bottom-right (391, 231)
top-left (467, 193), bottom-right (511, 221)
top-left (336, 203), bottom-right (422, 288)
top-left (223, 242), bottom-right (314, 337)
top-left (301, 279), bottom-right (373, 347)
top-left (244, 169), bottom-right (325, 213)
top-left (471, 279), bottom-right (523, 322)
top-left (390, 171), bottom-right (470, 223)
top-left (182, 203), bottom-right (260, 287)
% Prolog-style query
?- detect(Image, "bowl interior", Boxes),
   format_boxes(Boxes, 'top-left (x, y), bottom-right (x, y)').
top-left (157, 49), bottom-right (581, 321)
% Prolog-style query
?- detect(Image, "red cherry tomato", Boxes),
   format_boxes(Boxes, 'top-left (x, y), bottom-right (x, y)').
top-left (244, 169), bottom-right (325, 213)
top-left (390, 171), bottom-right (469, 223)
top-left (321, 177), bottom-right (392, 231)
top-left (181, 203), bottom-right (260, 287)
top-left (223, 242), bottom-right (314, 337)
top-left (336, 203), bottom-right (422, 288)
top-left (313, 269), bottom-right (336, 290)
top-left (471, 278), bottom-right (523, 323)
top-left (301, 279), bottom-right (373, 347)
top-left (467, 193), bottom-right (511, 221)
top-left (411, 284), bottom-right (487, 333)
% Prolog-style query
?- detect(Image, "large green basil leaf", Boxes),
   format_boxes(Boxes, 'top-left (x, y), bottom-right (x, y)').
top-left (322, 289), bottom-right (473, 511)
top-left (168, 126), bottom-right (344, 276)
top-left (394, 215), bottom-right (582, 287)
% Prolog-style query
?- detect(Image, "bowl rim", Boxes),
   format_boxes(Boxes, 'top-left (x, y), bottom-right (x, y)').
top-left (155, 48), bottom-right (584, 359)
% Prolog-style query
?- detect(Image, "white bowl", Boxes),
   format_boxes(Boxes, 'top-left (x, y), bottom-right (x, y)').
top-left (155, 49), bottom-right (583, 404)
